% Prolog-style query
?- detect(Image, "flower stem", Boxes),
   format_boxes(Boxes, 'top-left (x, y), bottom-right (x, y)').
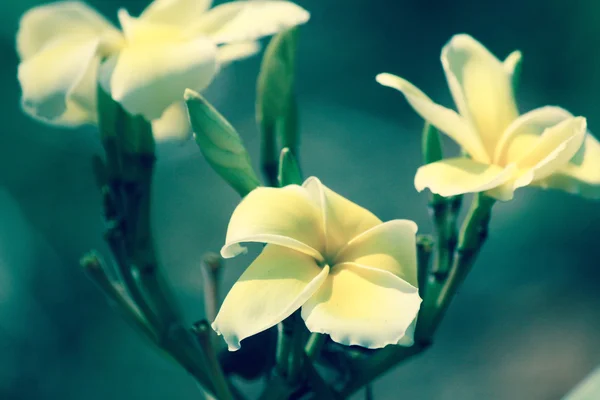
top-left (304, 333), bottom-right (326, 361)
top-left (416, 234), bottom-right (434, 295)
top-left (192, 321), bottom-right (235, 400)
top-left (417, 193), bottom-right (494, 341)
top-left (81, 251), bottom-right (156, 342)
top-left (201, 252), bottom-right (223, 324)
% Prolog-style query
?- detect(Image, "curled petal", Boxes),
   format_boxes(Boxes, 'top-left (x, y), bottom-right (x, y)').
top-left (221, 186), bottom-right (325, 260)
top-left (17, 1), bottom-right (121, 60)
top-left (536, 133), bottom-right (600, 199)
top-left (334, 220), bottom-right (419, 287)
top-left (301, 263), bottom-right (421, 349)
top-left (191, 0), bottom-right (309, 44)
top-left (442, 34), bottom-right (519, 154)
top-left (302, 177), bottom-right (381, 261)
top-left (495, 106), bottom-right (573, 165)
top-left (140, 0), bottom-right (212, 27)
top-left (213, 245), bottom-right (329, 351)
top-left (377, 73), bottom-right (489, 163)
top-left (415, 157), bottom-right (517, 199)
top-left (18, 38), bottom-right (99, 125)
top-left (151, 101), bottom-right (192, 141)
top-left (106, 36), bottom-right (218, 121)
top-left (511, 117), bottom-right (587, 181)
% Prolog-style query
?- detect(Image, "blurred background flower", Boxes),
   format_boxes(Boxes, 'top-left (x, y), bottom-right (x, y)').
top-left (1, 0), bottom-right (600, 399)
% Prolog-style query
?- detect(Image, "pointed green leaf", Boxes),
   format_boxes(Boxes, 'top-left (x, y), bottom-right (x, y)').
top-left (185, 89), bottom-right (261, 197)
top-left (277, 147), bottom-right (302, 187)
top-left (256, 28), bottom-right (300, 185)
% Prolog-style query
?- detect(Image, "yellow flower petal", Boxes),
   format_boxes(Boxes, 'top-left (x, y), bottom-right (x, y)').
top-left (17, 1), bottom-right (121, 60)
top-left (140, 0), bottom-right (212, 26)
top-left (302, 177), bottom-right (381, 261)
top-left (301, 263), bottom-right (421, 349)
top-left (105, 35), bottom-right (218, 121)
top-left (414, 157), bottom-right (517, 199)
top-left (536, 134), bottom-right (600, 199)
top-left (221, 186), bottom-right (325, 260)
top-left (495, 106), bottom-right (573, 165)
top-left (397, 316), bottom-right (417, 346)
top-left (376, 73), bottom-right (489, 164)
top-left (442, 34), bottom-right (519, 155)
top-left (213, 245), bottom-right (329, 351)
top-left (503, 50), bottom-right (522, 77)
top-left (512, 117), bottom-right (587, 181)
top-left (151, 101), bottom-right (191, 140)
top-left (334, 220), bottom-right (418, 287)
top-left (18, 38), bottom-right (99, 125)
top-left (217, 42), bottom-right (261, 65)
top-left (191, 0), bottom-right (309, 44)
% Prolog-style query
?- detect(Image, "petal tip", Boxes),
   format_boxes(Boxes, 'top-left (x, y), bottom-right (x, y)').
top-left (375, 72), bottom-right (401, 88)
top-left (221, 243), bottom-right (247, 259)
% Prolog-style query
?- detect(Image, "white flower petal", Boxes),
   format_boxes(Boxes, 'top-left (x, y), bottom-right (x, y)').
top-left (191, 0), bottom-right (309, 44)
top-left (511, 117), bottom-right (587, 181)
top-left (334, 220), bottom-right (419, 287)
top-left (441, 34), bottom-right (519, 155)
top-left (495, 106), bottom-right (573, 165)
top-left (217, 41), bottom-right (261, 65)
top-left (221, 185), bottom-right (325, 261)
top-left (302, 177), bottom-right (381, 261)
top-left (18, 38), bottom-right (99, 125)
top-left (301, 263), bottom-right (421, 349)
top-left (140, 0), bottom-right (213, 27)
top-left (376, 73), bottom-right (489, 163)
top-left (503, 50), bottom-right (522, 77)
top-left (537, 133), bottom-right (600, 199)
top-left (108, 36), bottom-right (218, 121)
top-left (414, 157), bottom-right (517, 199)
top-left (151, 101), bottom-right (192, 141)
top-left (213, 245), bottom-right (329, 351)
top-left (17, 1), bottom-right (121, 60)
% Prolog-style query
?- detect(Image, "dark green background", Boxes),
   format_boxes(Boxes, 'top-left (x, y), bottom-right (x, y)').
top-left (1, 0), bottom-right (600, 399)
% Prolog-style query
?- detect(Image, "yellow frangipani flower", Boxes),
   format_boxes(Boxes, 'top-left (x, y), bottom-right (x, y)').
top-left (17, 0), bottom-right (309, 140)
top-left (377, 34), bottom-right (600, 201)
top-left (212, 177), bottom-right (421, 350)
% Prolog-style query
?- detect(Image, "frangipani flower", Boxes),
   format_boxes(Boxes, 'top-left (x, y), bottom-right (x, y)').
top-left (212, 177), bottom-right (421, 350)
top-left (17, 0), bottom-right (309, 140)
top-left (377, 34), bottom-right (600, 201)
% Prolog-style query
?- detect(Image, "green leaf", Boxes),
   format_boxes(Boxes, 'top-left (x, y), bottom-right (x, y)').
top-left (277, 147), bottom-right (302, 187)
top-left (185, 89), bottom-right (261, 197)
top-left (256, 28), bottom-right (300, 185)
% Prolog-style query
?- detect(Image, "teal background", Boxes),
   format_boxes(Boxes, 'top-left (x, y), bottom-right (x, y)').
top-left (1, 0), bottom-right (600, 399)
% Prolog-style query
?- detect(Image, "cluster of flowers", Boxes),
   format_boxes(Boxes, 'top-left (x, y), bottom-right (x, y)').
top-left (17, 0), bottom-right (600, 354)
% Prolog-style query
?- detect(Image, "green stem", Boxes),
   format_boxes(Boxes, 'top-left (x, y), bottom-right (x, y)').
top-left (304, 333), bottom-right (326, 361)
top-left (81, 251), bottom-right (156, 341)
top-left (192, 321), bottom-right (235, 400)
top-left (340, 341), bottom-right (430, 397)
top-left (276, 317), bottom-right (295, 377)
top-left (416, 234), bottom-right (434, 295)
top-left (418, 193), bottom-right (494, 341)
top-left (286, 314), bottom-right (306, 384)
